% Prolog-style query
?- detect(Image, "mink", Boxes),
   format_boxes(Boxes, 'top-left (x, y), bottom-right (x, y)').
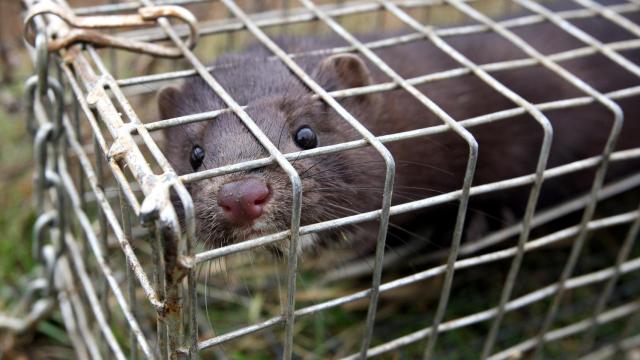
top-left (159, 18), bottom-right (640, 252)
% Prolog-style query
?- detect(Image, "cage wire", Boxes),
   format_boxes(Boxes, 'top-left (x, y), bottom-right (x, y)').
top-left (11, 0), bottom-right (640, 358)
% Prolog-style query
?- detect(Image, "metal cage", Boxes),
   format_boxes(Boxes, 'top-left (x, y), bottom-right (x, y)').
top-left (15, 0), bottom-right (640, 359)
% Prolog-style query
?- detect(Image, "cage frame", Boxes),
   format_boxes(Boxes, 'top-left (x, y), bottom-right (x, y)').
top-left (17, 0), bottom-right (640, 359)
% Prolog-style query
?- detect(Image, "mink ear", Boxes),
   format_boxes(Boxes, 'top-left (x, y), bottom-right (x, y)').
top-left (312, 54), bottom-right (381, 115)
top-left (158, 85), bottom-right (182, 120)
top-left (313, 53), bottom-right (375, 91)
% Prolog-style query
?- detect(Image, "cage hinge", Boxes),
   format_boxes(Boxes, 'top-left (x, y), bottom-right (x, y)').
top-left (23, 1), bottom-right (200, 58)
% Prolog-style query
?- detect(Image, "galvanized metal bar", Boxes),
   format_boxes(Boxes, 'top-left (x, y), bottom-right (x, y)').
top-left (83, 52), bottom-right (195, 360)
top-left (191, 146), bottom-right (640, 263)
top-left (110, 0), bottom-right (638, 47)
top-left (189, 240), bottom-right (640, 352)
top-left (56, 273), bottom-right (91, 360)
top-left (120, 188), bottom-right (139, 360)
top-left (73, 0), bottom-right (213, 15)
top-left (25, 0), bottom-right (165, 358)
top-left (175, 84), bottom-right (640, 189)
top-left (85, 48), bottom-right (191, 185)
top-left (60, 62), bottom-right (162, 310)
top-left (94, 121), bottom-right (112, 356)
top-left (217, 2), bottom-right (398, 357)
top-left (516, 0), bottom-right (640, 77)
top-left (45, 244), bottom-right (103, 360)
top-left (69, 51), bottom-right (164, 210)
top-left (374, 3), bottom-right (553, 358)
top-left (59, 159), bottom-right (156, 359)
top-left (60, 60), bottom-right (142, 217)
top-left (572, 0), bottom-right (640, 38)
top-left (171, 182), bottom-right (199, 357)
top-left (218, 2), bottom-right (369, 358)
top-left (70, 82), bottom-right (89, 264)
top-left (54, 20), bottom-right (178, 356)
top-left (440, 2), bottom-right (625, 358)
top-left (512, 1), bottom-right (640, 355)
top-left (579, 204), bottom-right (640, 353)
top-left (27, 39), bottom-right (95, 356)
top-left (580, 332), bottom-right (640, 360)
top-left (23, 8), bottom-right (94, 357)
top-left (488, 301), bottom-right (640, 360)
top-left (290, 2), bottom-right (476, 356)
top-left (117, 0), bottom-right (458, 43)
top-left (121, 35), bottom-right (640, 103)
top-left (137, 0), bottom-right (305, 357)
top-left (322, 172), bottom-right (640, 283)
top-left (350, 299), bottom-right (640, 360)
top-left (60, 230), bottom-right (126, 360)
top-left (615, 306), bottom-right (640, 357)
top-left (113, 2), bottom-right (640, 89)
top-left (414, 172), bottom-right (640, 266)
top-left (152, 224), bottom-right (169, 360)
top-left (32, 1), bottom-right (185, 291)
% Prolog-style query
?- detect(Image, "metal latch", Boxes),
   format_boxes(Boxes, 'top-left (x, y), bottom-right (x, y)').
top-left (23, 1), bottom-right (199, 58)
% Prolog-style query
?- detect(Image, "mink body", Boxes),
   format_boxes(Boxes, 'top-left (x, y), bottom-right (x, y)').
top-left (160, 18), bottom-right (640, 251)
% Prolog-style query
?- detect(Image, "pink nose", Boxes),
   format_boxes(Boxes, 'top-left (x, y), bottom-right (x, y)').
top-left (217, 178), bottom-right (271, 225)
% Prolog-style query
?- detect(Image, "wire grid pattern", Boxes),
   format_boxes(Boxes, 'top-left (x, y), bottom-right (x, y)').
top-left (20, 0), bottom-right (640, 359)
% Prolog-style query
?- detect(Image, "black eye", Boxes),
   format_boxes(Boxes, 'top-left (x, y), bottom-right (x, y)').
top-left (190, 145), bottom-right (205, 170)
top-left (294, 126), bottom-right (317, 149)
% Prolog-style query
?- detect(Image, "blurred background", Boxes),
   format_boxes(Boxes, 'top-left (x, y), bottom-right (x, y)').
top-left (0, 0), bottom-right (39, 294)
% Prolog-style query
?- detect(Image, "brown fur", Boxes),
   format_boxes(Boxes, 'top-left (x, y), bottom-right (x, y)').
top-left (160, 22), bottom-right (640, 251)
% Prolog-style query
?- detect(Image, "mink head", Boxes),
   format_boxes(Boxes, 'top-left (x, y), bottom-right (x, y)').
top-left (160, 53), bottom-right (385, 252)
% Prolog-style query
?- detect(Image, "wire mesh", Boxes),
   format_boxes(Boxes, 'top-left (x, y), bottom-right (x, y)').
top-left (17, 0), bottom-right (640, 359)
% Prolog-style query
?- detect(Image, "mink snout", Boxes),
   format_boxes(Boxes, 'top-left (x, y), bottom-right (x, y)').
top-left (217, 177), bottom-right (271, 225)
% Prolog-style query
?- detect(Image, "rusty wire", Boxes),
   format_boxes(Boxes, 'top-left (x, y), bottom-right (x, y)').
top-left (23, 1), bottom-right (200, 57)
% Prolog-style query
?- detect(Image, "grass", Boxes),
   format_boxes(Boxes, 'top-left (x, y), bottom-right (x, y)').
top-left (0, 81), bottom-right (37, 294)
top-left (0, 13), bottom-right (39, 288)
